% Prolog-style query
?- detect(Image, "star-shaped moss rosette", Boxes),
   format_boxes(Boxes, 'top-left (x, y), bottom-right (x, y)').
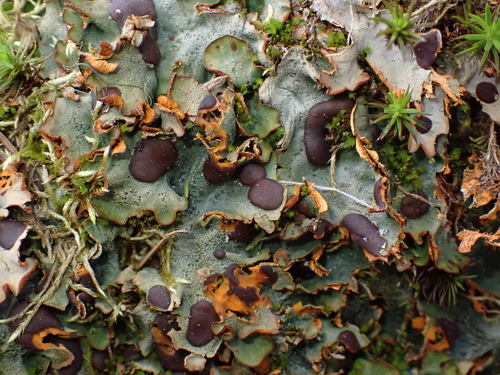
top-left (455, 3), bottom-right (500, 72)
top-left (373, 0), bottom-right (425, 51)
top-left (371, 88), bottom-right (425, 141)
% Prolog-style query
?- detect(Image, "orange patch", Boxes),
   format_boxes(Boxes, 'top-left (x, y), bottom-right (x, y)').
top-left (98, 42), bottom-right (115, 58)
top-left (100, 93), bottom-right (124, 110)
top-left (156, 96), bottom-right (185, 120)
top-left (308, 185), bottom-right (328, 214)
top-left (0, 170), bottom-right (14, 190)
top-left (110, 137), bottom-right (127, 155)
top-left (32, 327), bottom-right (75, 351)
top-left (424, 325), bottom-right (450, 352)
top-left (137, 102), bottom-right (156, 124)
top-left (204, 264), bottom-right (272, 317)
top-left (411, 316), bottom-right (426, 330)
top-left (458, 228), bottom-right (500, 253)
top-left (430, 70), bottom-right (465, 105)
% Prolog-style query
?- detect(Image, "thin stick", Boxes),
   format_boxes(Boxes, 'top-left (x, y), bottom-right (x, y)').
top-left (0, 131), bottom-right (18, 154)
top-left (395, 184), bottom-right (440, 210)
top-left (280, 180), bottom-right (374, 209)
top-left (136, 229), bottom-right (190, 270)
top-left (4, 241), bottom-right (82, 344)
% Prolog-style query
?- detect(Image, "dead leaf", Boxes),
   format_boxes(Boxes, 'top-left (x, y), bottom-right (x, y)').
top-left (430, 70), bottom-right (465, 105)
top-left (83, 54), bottom-right (118, 74)
top-left (308, 185), bottom-right (328, 214)
top-left (464, 279), bottom-right (500, 319)
top-left (98, 42), bottom-right (115, 58)
top-left (156, 95), bottom-right (185, 120)
top-left (480, 198), bottom-right (500, 221)
top-left (99, 87), bottom-right (124, 110)
top-left (308, 246), bottom-right (329, 277)
top-left (320, 47), bottom-right (370, 95)
top-left (284, 185), bottom-right (301, 211)
top-left (412, 316), bottom-right (426, 330)
top-left (352, 131), bottom-right (386, 174)
top-left (31, 328), bottom-right (75, 351)
top-left (461, 154), bottom-right (499, 208)
top-left (457, 228), bottom-right (500, 253)
top-left (137, 101), bottom-right (156, 124)
top-left (110, 137), bottom-right (127, 155)
top-left (0, 171), bottom-right (32, 218)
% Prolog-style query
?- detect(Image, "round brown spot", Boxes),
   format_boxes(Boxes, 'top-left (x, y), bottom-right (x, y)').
top-left (186, 300), bottom-right (219, 347)
top-left (156, 344), bottom-right (188, 372)
top-left (413, 30), bottom-right (441, 70)
top-left (259, 265), bottom-right (278, 285)
top-left (237, 163), bottom-right (267, 186)
top-left (400, 190), bottom-right (430, 219)
top-left (147, 285), bottom-right (171, 311)
top-left (228, 221), bottom-right (258, 242)
top-left (109, 0), bottom-right (157, 26)
top-left (199, 94), bottom-right (218, 112)
top-left (341, 213), bottom-right (387, 256)
top-left (129, 138), bottom-right (178, 183)
top-left (213, 249), bottom-right (226, 259)
top-left (297, 199), bottom-right (315, 218)
top-left (91, 350), bottom-right (109, 372)
top-left (338, 330), bottom-right (361, 353)
top-left (248, 178), bottom-right (285, 210)
top-left (373, 178), bottom-right (387, 210)
top-left (139, 34), bottom-right (161, 65)
top-left (122, 345), bottom-right (143, 362)
top-left (416, 116), bottom-right (433, 134)
top-left (475, 82), bottom-right (499, 104)
top-left (203, 156), bottom-right (237, 183)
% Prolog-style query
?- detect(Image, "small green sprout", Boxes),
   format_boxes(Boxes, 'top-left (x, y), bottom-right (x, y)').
top-left (267, 126), bottom-right (285, 147)
top-left (371, 89), bottom-right (425, 140)
top-left (326, 109), bottom-right (356, 148)
top-left (0, 32), bottom-right (43, 96)
top-left (358, 47), bottom-right (371, 61)
top-left (456, 3), bottom-right (500, 72)
top-left (300, 184), bottom-right (308, 197)
top-left (374, 0), bottom-right (425, 50)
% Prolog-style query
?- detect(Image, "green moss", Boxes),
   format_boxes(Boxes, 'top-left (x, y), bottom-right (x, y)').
top-left (270, 353), bottom-right (288, 370)
top-left (259, 16), bottom-right (306, 60)
top-left (267, 127), bottom-right (285, 147)
top-left (326, 29), bottom-right (347, 48)
top-left (265, 17), bottom-right (304, 46)
top-left (379, 139), bottom-right (424, 189)
top-left (369, 338), bottom-right (410, 372)
top-left (326, 109), bottom-right (356, 149)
